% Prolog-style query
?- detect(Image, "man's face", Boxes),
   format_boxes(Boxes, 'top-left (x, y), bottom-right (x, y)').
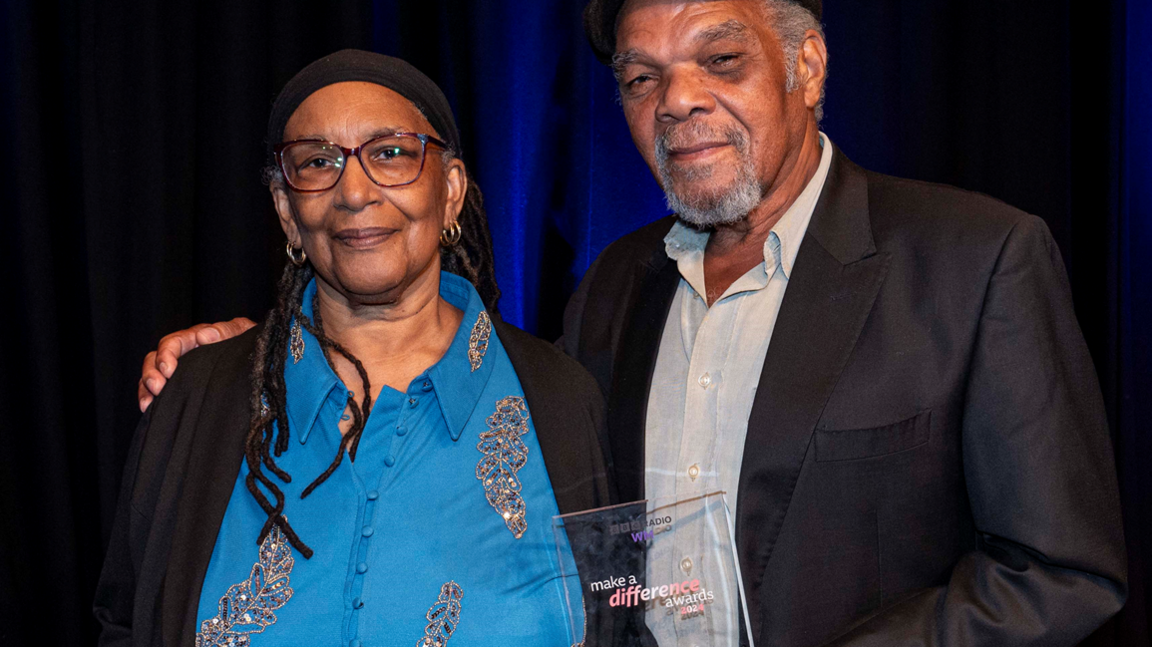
top-left (614, 0), bottom-right (812, 226)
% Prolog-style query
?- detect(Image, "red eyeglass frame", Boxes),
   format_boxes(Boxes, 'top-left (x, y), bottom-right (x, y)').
top-left (273, 132), bottom-right (451, 193)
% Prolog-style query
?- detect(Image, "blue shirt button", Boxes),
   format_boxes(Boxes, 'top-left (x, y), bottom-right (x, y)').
top-left (366, 490), bottom-right (379, 500)
top-left (362, 526), bottom-right (374, 537)
top-left (352, 596), bottom-right (364, 608)
top-left (421, 380), bottom-right (433, 392)
top-left (356, 562), bottom-right (369, 574)
top-left (384, 455), bottom-right (396, 467)
top-left (396, 425), bottom-right (408, 437)
top-left (408, 397), bottom-right (419, 408)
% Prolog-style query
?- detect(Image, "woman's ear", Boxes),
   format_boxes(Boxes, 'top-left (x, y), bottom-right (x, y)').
top-left (270, 181), bottom-right (301, 245)
top-left (442, 157), bottom-right (468, 229)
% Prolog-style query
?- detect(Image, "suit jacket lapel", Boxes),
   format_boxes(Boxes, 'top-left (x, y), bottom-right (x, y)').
top-left (735, 151), bottom-right (891, 641)
top-left (607, 253), bottom-right (681, 504)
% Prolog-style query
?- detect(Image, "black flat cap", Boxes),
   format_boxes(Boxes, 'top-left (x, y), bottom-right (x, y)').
top-left (583, 0), bottom-right (822, 65)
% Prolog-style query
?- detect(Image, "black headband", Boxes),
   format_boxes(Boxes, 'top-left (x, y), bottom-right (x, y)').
top-left (266, 49), bottom-right (461, 159)
top-left (583, 0), bottom-right (823, 65)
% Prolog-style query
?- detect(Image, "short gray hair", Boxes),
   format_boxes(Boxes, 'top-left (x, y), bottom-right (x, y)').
top-left (766, 1), bottom-right (827, 122)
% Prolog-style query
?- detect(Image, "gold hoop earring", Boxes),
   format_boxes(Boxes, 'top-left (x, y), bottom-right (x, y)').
top-left (286, 241), bottom-right (307, 266)
top-left (439, 220), bottom-right (462, 247)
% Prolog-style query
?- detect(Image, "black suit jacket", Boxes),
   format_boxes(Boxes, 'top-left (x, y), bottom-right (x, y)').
top-left (94, 318), bottom-right (613, 647)
top-left (561, 148), bottom-right (1127, 646)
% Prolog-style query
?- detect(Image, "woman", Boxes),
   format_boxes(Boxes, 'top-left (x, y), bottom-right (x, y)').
top-left (94, 50), bottom-right (609, 646)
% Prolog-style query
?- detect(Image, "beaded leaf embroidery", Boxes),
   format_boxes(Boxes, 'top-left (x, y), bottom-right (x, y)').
top-left (475, 396), bottom-right (530, 538)
top-left (289, 318), bottom-right (305, 364)
top-left (417, 581), bottom-right (463, 647)
top-left (468, 312), bottom-right (492, 372)
top-left (195, 524), bottom-right (294, 647)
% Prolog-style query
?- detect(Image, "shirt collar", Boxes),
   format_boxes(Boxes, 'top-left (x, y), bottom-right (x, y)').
top-left (663, 131), bottom-right (836, 284)
top-left (283, 278), bottom-right (342, 445)
top-left (283, 271), bottom-right (494, 445)
top-left (428, 272), bottom-right (495, 442)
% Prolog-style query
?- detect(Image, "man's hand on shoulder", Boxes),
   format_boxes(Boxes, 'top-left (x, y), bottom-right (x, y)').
top-left (137, 317), bottom-right (257, 411)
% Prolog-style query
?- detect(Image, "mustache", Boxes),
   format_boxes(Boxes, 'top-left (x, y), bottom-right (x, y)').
top-left (654, 119), bottom-right (749, 163)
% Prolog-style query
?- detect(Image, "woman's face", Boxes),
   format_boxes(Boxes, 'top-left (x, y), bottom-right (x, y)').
top-left (272, 81), bottom-right (466, 306)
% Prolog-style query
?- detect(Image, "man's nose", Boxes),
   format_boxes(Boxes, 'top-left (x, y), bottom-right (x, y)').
top-left (656, 68), bottom-right (715, 123)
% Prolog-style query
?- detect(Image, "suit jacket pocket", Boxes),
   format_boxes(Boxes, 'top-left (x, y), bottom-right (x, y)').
top-left (815, 411), bottom-right (931, 462)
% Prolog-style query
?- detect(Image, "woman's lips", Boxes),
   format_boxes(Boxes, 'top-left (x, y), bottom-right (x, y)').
top-left (333, 227), bottom-right (397, 249)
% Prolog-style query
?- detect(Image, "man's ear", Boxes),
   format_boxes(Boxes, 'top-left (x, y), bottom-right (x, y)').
top-left (270, 182), bottom-right (301, 245)
top-left (443, 157), bottom-right (468, 229)
top-left (798, 30), bottom-right (828, 111)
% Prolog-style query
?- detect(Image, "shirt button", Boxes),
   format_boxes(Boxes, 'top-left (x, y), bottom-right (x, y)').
top-left (688, 464), bottom-right (700, 480)
top-left (421, 380), bottom-right (433, 392)
top-left (384, 455), bottom-right (396, 467)
top-left (396, 425), bottom-right (408, 437)
top-left (698, 373), bottom-right (712, 388)
top-left (362, 526), bottom-right (374, 538)
top-left (680, 557), bottom-right (693, 573)
top-left (366, 490), bottom-right (379, 500)
top-left (352, 597), bottom-right (364, 609)
top-left (356, 562), bottom-right (369, 574)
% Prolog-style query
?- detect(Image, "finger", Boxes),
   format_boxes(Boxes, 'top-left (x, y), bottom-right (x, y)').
top-left (156, 327), bottom-right (208, 378)
top-left (196, 317), bottom-right (257, 345)
top-left (138, 379), bottom-right (154, 412)
top-left (141, 350), bottom-right (170, 392)
top-left (226, 317), bottom-right (258, 335)
top-left (140, 347), bottom-right (168, 398)
top-left (141, 368), bottom-right (167, 397)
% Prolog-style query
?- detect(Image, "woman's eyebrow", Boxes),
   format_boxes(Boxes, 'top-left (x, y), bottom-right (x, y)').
top-left (366, 127), bottom-right (405, 138)
top-left (292, 127), bottom-right (407, 142)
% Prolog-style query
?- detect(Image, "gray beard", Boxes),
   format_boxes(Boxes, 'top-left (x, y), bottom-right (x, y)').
top-left (655, 122), bottom-right (763, 228)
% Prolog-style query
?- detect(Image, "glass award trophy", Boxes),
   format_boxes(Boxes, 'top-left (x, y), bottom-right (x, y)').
top-left (553, 492), bottom-right (754, 647)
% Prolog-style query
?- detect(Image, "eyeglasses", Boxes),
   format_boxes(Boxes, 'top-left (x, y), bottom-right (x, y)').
top-left (274, 133), bottom-right (450, 192)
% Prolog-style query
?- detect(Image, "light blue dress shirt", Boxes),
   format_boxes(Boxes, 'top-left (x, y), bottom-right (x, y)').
top-left (641, 134), bottom-right (832, 647)
top-left (644, 132), bottom-right (834, 520)
top-left (195, 272), bottom-right (580, 647)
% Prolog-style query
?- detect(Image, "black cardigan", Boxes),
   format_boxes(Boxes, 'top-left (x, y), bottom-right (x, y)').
top-left (94, 318), bottom-right (614, 647)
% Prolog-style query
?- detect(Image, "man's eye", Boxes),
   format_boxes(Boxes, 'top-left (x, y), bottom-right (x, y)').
top-left (626, 75), bottom-right (654, 89)
top-left (711, 54), bottom-right (739, 67)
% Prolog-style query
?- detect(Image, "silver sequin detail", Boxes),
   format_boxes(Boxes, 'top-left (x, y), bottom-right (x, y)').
top-left (468, 312), bottom-right (492, 372)
top-left (289, 318), bottom-right (305, 364)
top-left (475, 396), bottom-right (530, 538)
top-left (195, 524), bottom-right (294, 647)
top-left (417, 581), bottom-right (463, 647)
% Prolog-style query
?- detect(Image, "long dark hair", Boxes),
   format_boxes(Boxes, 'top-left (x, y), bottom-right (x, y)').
top-left (246, 172), bottom-right (499, 558)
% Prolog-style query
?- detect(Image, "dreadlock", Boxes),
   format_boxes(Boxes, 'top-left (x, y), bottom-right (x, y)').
top-left (441, 170), bottom-right (501, 311)
top-left (246, 164), bottom-right (501, 559)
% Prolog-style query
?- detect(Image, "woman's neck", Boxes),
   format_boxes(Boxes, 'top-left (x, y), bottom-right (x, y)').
top-left (313, 269), bottom-right (464, 401)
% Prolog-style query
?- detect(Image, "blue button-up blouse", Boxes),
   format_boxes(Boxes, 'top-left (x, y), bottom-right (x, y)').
top-left (194, 272), bottom-right (581, 646)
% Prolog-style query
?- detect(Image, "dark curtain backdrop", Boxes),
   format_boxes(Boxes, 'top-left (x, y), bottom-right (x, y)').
top-left (1, 0), bottom-right (1148, 645)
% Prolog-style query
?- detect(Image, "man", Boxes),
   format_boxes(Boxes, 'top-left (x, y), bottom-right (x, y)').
top-left (139, 1), bottom-right (1126, 645)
